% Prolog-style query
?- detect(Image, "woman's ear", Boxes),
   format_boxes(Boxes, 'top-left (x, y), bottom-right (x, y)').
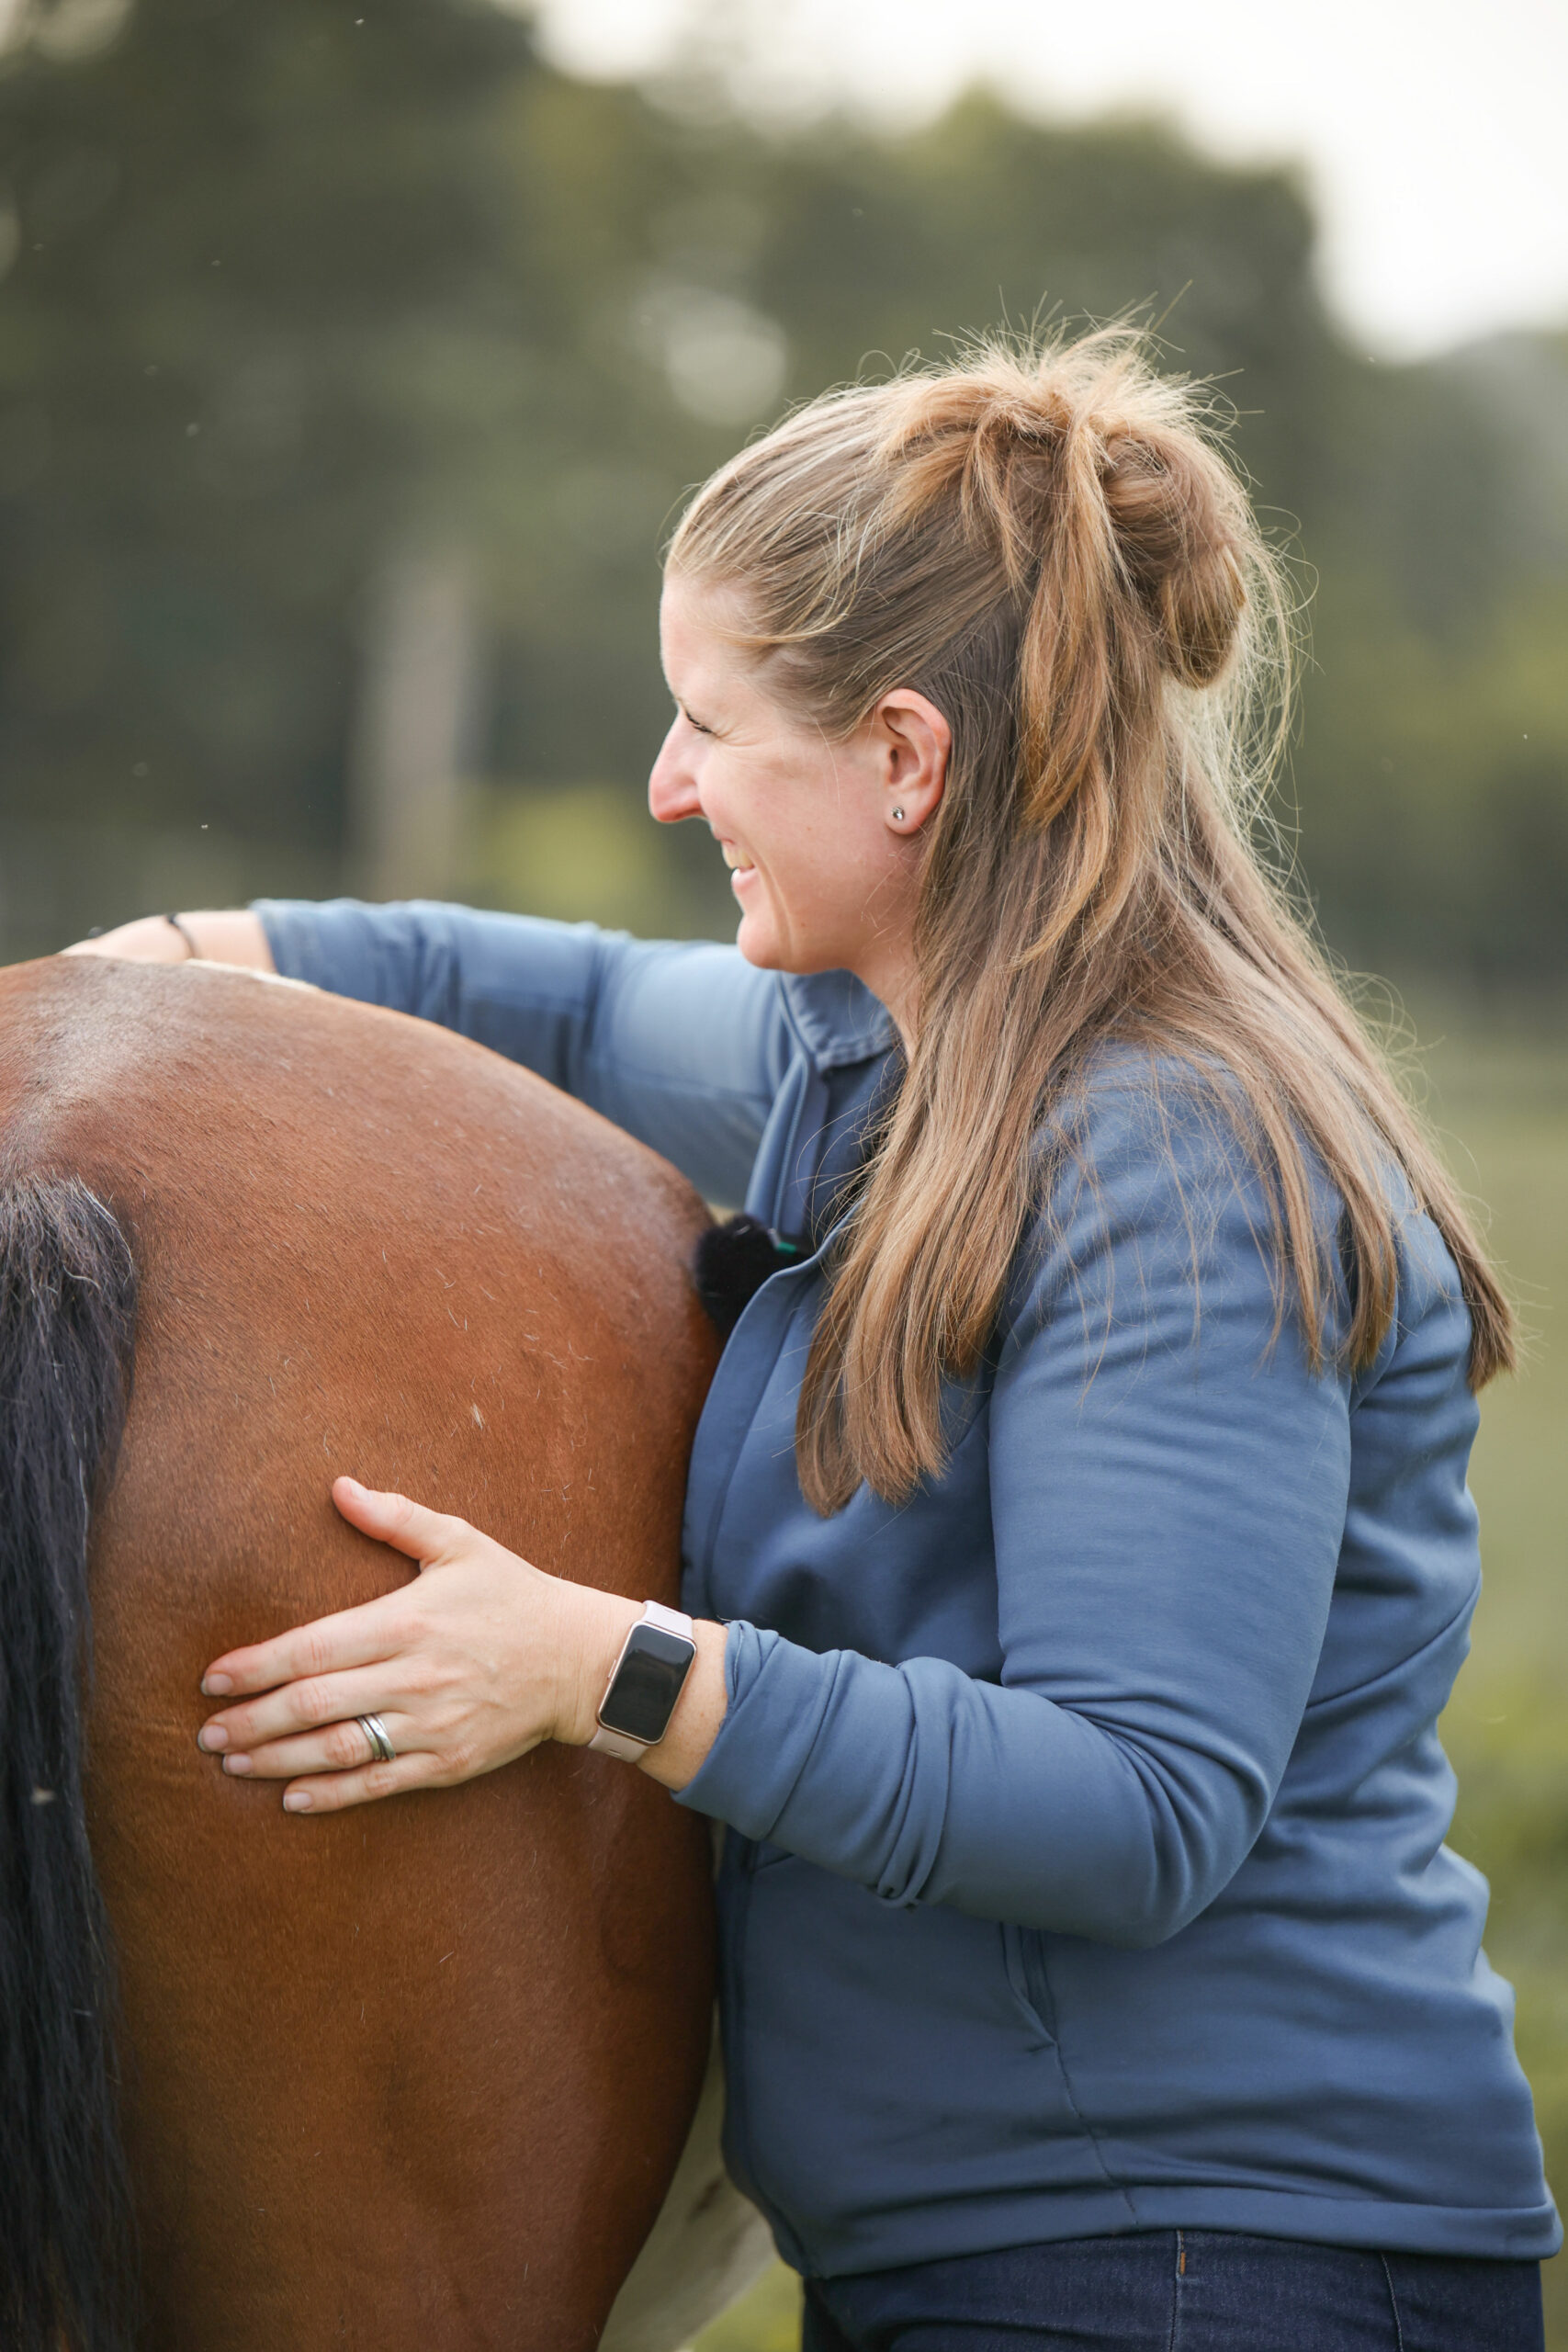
top-left (874, 689), bottom-right (952, 836)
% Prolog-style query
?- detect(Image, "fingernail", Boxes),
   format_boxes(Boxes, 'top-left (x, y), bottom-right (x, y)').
top-left (197, 1724), bottom-right (228, 1751)
top-left (222, 1754), bottom-right (252, 1775)
top-left (202, 1673), bottom-right (232, 1697)
top-left (283, 1791), bottom-right (311, 1812)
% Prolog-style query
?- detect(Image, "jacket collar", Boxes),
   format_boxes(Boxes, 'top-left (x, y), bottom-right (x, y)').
top-left (780, 969), bottom-right (899, 1071)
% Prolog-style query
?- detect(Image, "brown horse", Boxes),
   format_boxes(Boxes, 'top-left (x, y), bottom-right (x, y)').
top-left (0, 950), bottom-right (728, 2352)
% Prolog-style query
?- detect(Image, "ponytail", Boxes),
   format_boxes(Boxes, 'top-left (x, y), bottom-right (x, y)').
top-left (669, 327), bottom-right (1514, 1515)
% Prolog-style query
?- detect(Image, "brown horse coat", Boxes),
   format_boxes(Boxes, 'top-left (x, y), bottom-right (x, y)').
top-left (0, 953), bottom-right (718, 2351)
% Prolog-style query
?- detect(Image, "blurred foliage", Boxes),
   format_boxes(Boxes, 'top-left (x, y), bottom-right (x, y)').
top-left (1367, 1023), bottom-right (1568, 2344)
top-left (694, 2258), bottom-right (802, 2352)
top-left (463, 776), bottom-right (705, 931)
top-left (0, 0), bottom-right (1563, 968)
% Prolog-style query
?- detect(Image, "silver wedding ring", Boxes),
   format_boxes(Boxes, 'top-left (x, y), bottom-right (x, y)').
top-left (356, 1713), bottom-right (396, 1765)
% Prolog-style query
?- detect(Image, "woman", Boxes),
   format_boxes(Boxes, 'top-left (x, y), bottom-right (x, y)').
top-left (78, 330), bottom-right (1558, 2349)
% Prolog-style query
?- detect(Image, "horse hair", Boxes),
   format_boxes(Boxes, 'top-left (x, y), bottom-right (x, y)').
top-left (0, 1175), bottom-right (140, 2352)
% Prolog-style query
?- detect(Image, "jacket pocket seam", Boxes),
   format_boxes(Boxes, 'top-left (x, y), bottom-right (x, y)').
top-left (1001, 1921), bottom-right (1056, 2045)
top-left (1001, 1925), bottom-right (1140, 2225)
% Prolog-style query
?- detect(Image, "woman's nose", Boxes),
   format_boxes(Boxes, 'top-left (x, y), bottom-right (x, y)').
top-left (649, 725), bottom-right (703, 825)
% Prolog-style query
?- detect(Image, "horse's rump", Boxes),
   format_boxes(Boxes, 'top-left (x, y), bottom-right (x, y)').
top-left (0, 954), bottom-right (719, 2352)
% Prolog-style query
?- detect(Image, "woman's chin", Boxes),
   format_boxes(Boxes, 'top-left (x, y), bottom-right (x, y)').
top-left (734, 904), bottom-right (785, 970)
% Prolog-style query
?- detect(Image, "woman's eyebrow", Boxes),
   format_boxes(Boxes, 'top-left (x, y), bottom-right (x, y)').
top-left (660, 662), bottom-right (721, 731)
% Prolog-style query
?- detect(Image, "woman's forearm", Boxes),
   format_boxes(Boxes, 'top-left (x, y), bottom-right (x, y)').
top-left (64, 909), bottom-right (276, 969)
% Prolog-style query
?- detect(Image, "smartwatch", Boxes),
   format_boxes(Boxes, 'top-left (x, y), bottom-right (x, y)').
top-left (589, 1600), bottom-right (698, 1762)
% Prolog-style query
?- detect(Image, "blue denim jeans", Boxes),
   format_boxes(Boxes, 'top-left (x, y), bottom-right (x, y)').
top-left (801, 2232), bottom-right (1546, 2351)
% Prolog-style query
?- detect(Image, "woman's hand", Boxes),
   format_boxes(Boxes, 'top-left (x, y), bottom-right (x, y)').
top-left (195, 1478), bottom-right (641, 1814)
top-left (196, 1477), bottom-right (729, 1812)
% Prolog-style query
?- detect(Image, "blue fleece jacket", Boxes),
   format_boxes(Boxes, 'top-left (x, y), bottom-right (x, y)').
top-left (257, 898), bottom-right (1559, 2278)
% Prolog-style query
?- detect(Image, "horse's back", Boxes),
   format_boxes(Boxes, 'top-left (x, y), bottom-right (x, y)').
top-left (0, 956), bottom-right (718, 2351)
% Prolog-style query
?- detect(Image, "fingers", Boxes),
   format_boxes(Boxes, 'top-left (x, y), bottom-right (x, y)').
top-left (332, 1476), bottom-right (468, 1565)
top-left (200, 1483), bottom-right (469, 1699)
top-left (281, 1752), bottom-right (438, 1816)
top-left (201, 1586), bottom-right (411, 1701)
top-left (199, 1663), bottom-right (419, 1757)
top-left (218, 1711), bottom-right (413, 1781)
top-left (197, 1479), bottom-right (537, 1816)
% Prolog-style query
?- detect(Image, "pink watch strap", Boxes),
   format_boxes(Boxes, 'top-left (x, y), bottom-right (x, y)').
top-left (588, 1600), bottom-right (695, 1759)
top-left (587, 1723), bottom-right (649, 1762)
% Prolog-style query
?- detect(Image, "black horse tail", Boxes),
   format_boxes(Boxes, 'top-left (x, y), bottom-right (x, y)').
top-left (0, 1174), bottom-right (139, 2352)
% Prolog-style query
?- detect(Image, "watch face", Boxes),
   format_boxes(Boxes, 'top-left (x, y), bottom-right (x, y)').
top-left (599, 1622), bottom-right (696, 1745)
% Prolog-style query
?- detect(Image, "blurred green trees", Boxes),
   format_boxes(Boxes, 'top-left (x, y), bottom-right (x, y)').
top-left (0, 0), bottom-right (1563, 975)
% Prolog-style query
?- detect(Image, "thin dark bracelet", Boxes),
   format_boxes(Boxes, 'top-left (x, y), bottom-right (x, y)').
top-left (164, 912), bottom-right (201, 959)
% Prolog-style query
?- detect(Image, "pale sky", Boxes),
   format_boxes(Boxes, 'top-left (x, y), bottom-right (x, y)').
top-left (529, 0), bottom-right (1568, 360)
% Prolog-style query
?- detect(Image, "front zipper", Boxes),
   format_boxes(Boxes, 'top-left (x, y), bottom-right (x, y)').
top-left (717, 1836), bottom-right (763, 2212)
top-left (722, 1837), bottom-right (812, 2272)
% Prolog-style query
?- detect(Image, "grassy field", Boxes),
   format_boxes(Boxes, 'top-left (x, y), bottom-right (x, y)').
top-left (694, 1012), bottom-right (1568, 2352)
top-left (1426, 1017), bottom-right (1568, 2346)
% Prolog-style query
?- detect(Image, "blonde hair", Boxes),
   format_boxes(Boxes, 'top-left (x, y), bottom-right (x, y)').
top-left (668, 327), bottom-right (1514, 1516)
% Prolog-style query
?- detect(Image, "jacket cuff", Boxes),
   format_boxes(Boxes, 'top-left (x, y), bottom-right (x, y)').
top-left (672, 1622), bottom-right (952, 1907)
top-left (253, 898), bottom-right (368, 994)
top-left (673, 1623), bottom-right (817, 1839)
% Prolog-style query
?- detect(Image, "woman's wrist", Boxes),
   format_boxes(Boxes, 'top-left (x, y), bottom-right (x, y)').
top-left (550, 1577), bottom-right (728, 1792)
top-left (635, 1616), bottom-right (728, 1791)
top-left (553, 1581), bottom-right (641, 1748)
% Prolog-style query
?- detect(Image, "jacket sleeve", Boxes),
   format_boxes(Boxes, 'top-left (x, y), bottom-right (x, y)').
top-left (254, 897), bottom-right (789, 1207)
top-left (676, 1075), bottom-right (1357, 1946)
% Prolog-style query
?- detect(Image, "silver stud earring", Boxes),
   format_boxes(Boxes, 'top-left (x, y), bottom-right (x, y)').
top-left (892, 808), bottom-right (905, 824)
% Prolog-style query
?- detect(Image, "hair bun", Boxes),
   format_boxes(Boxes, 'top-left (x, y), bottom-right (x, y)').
top-left (1099, 429), bottom-right (1247, 686)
